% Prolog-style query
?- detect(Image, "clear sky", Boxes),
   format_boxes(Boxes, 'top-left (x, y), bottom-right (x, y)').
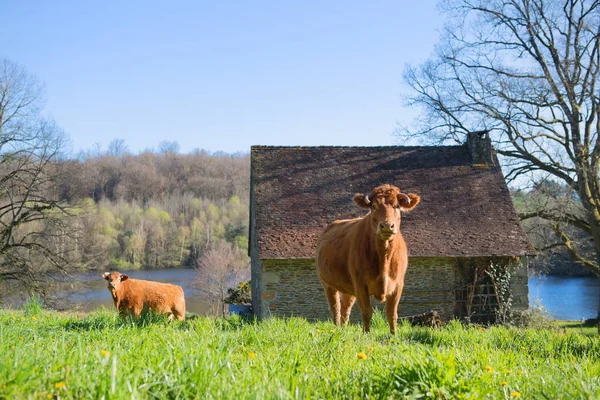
top-left (2, 1), bottom-right (444, 155)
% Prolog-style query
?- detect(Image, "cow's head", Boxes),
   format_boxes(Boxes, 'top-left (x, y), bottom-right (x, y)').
top-left (102, 271), bottom-right (129, 292)
top-left (353, 184), bottom-right (420, 241)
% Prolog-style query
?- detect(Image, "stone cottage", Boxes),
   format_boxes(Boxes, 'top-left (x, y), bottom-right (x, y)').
top-left (249, 133), bottom-right (535, 322)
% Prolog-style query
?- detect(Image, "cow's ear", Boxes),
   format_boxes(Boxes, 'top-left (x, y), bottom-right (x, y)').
top-left (102, 272), bottom-right (110, 280)
top-left (399, 193), bottom-right (420, 211)
top-left (120, 274), bottom-right (129, 282)
top-left (353, 193), bottom-right (371, 208)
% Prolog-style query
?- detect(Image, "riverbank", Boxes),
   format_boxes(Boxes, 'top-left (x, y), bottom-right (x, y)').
top-left (2, 308), bottom-right (599, 398)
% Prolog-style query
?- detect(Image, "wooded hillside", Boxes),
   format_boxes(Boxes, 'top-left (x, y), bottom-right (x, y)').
top-left (53, 150), bottom-right (250, 271)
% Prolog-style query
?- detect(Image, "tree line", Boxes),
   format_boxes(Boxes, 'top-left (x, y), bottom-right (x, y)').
top-left (55, 149), bottom-right (250, 271)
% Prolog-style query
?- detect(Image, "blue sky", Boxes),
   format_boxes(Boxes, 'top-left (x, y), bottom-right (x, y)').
top-left (2, 1), bottom-right (443, 155)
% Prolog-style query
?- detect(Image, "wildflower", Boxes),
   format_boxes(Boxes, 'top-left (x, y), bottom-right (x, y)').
top-left (330, 329), bottom-right (335, 333)
top-left (485, 365), bottom-right (493, 373)
top-left (248, 352), bottom-right (257, 359)
top-left (505, 369), bottom-right (512, 374)
top-left (47, 394), bottom-right (53, 399)
top-left (500, 381), bottom-right (508, 386)
top-left (511, 392), bottom-right (521, 398)
top-left (100, 350), bottom-right (110, 357)
top-left (55, 381), bottom-right (66, 389)
top-left (31, 316), bottom-right (36, 320)
top-left (357, 352), bottom-right (367, 360)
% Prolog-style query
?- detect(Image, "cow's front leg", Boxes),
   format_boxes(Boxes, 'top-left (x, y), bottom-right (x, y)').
top-left (340, 294), bottom-right (356, 325)
top-left (385, 285), bottom-right (403, 335)
top-left (355, 284), bottom-right (372, 333)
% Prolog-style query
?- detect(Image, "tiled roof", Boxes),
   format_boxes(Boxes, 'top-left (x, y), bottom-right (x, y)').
top-left (251, 145), bottom-right (534, 259)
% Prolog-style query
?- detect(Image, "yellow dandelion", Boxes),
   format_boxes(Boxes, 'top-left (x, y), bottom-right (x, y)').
top-left (100, 350), bottom-right (110, 357)
top-left (47, 394), bottom-right (53, 399)
top-left (520, 346), bottom-right (526, 351)
top-left (485, 365), bottom-right (493, 373)
top-left (357, 352), bottom-right (367, 360)
top-left (505, 369), bottom-right (512, 374)
top-left (511, 392), bottom-right (521, 398)
top-left (248, 352), bottom-right (257, 359)
top-left (500, 381), bottom-right (508, 386)
top-left (31, 316), bottom-right (36, 320)
top-left (55, 381), bottom-right (66, 389)
top-left (330, 329), bottom-right (335, 333)
top-left (368, 346), bottom-right (375, 352)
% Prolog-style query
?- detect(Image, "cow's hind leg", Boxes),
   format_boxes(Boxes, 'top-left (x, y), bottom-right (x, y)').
top-left (324, 286), bottom-right (341, 325)
top-left (340, 294), bottom-right (356, 325)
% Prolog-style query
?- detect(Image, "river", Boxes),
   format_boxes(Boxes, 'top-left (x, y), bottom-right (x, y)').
top-left (1, 269), bottom-right (598, 320)
top-left (529, 275), bottom-right (599, 320)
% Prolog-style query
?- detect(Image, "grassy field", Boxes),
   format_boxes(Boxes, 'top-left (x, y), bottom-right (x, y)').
top-left (1, 306), bottom-right (600, 399)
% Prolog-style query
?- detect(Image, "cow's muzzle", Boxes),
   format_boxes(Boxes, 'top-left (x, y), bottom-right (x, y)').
top-left (377, 222), bottom-right (396, 240)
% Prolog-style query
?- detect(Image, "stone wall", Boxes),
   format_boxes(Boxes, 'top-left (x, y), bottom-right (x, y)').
top-left (509, 258), bottom-right (529, 311)
top-left (253, 256), bottom-right (529, 322)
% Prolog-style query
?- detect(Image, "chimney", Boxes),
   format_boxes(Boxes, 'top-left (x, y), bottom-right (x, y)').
top-left (466, 130), bottom-right (493, 165)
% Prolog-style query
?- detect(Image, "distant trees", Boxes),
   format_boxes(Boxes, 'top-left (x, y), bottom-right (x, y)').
top-left (62, 148), bottom-right (249, 203)
top-left (0, 58), bottom-right (75, 293)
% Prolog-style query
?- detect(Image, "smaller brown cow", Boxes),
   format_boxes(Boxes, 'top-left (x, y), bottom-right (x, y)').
top-left (102, 271), bottom-right (186, 321)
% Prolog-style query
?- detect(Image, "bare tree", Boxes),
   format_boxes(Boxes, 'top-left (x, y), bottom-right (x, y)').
top-left (108, 138), bottom-right (128, 158)
top-left (400, 0), bottom-right (600, 329)
top-left (0, 58), bottom-right (75, 297)
top-left (195, 239), bottom-right (249, 317)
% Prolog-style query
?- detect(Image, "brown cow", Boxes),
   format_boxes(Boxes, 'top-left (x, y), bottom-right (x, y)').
top-left (316, 184), bottom-right (420, 334)
top-left (102, 271), bottom-right (186, 321)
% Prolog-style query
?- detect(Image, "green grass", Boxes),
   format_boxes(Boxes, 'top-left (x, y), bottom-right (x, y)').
top-left (1, 308), bottom-right (600, 399)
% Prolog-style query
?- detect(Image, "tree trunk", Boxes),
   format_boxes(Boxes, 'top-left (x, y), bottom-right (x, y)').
top-left (597, 276), bottom-right (600, 335)
top-left (221, 293), bottom-right (227, 318)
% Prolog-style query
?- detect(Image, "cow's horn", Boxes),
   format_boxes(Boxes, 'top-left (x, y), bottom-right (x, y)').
top-left (399, 193), bottom-right (411, 204)
top-left (364, 195), bottom-right (370, 205)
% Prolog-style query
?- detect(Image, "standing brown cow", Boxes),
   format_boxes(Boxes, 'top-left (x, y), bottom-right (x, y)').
top-left (102, 271), bottom-right (186, 321)
top-left (316, 184), bottom-right (420, 334)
